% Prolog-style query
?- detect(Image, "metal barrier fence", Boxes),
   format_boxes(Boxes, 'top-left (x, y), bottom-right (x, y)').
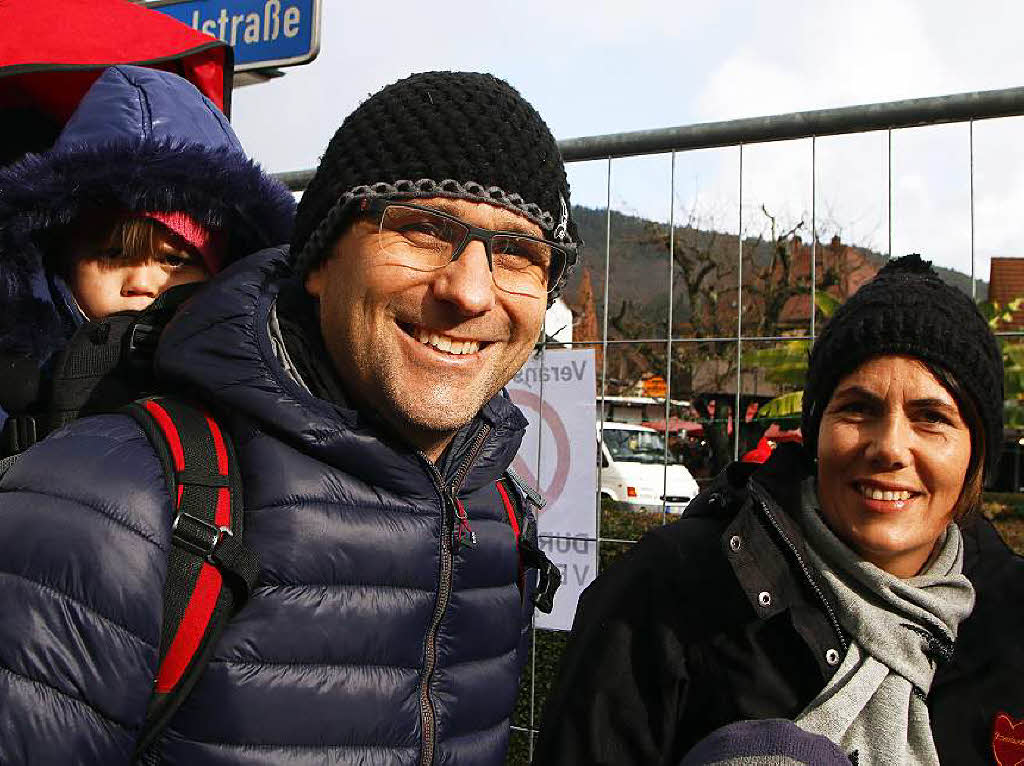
top-left (275, 84), bottom-right (1024, 762)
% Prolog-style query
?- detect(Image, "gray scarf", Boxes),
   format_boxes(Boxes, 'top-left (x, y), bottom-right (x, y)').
top-left (793, 479), bottom-right (975, 766)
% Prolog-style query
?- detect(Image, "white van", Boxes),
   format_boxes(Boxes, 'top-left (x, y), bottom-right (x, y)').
top-left (598, 422), bottom-right (700, 513)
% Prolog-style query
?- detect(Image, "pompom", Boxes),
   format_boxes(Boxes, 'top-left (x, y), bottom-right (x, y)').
top-left (878, 252), bottom-right (935, 276)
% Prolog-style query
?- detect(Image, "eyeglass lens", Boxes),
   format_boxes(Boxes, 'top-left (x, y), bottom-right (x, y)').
top-left (377, 205), bottom-right (564, 297)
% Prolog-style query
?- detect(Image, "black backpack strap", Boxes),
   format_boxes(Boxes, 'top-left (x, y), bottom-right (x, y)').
top-left (47, 314), bottom-right (140, 434)
top-left (496, 470), bottom-right (561, 614)
top-left (0, 283), bottom-right (202, 460)
top-left (47, 281), bottom-right (205, 437)
top-left (125, 396), bottom-right (260, 760)
top-left (0, 354), bottom-right (41, 457)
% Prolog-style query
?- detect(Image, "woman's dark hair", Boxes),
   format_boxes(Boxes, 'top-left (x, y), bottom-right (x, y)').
top-left (926, 362), bottom-right (986, 521)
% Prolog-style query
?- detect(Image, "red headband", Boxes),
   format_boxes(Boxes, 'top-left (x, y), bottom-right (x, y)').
top-left (140, 211), bottom-right (226, 274)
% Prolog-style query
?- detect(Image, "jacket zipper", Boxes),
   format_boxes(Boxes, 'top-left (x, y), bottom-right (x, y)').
top-left (750, 483), bottom-right (849, 654)
top-left (449, 425), bottom-right (491, 550)
top-left (417, 423), bottom-right (492, 766)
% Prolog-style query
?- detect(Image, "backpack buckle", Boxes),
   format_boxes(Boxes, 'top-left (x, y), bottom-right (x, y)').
top-left (532, 556), bottom-right (562, 613)
top-left (1, 414), bottom-right (37, 455)
top-left (172, 512), bottom-right (232, 560)
top-left (518, 537), bottom-right (562, 614)
top-left (126, 321), bottom-right (161, 359)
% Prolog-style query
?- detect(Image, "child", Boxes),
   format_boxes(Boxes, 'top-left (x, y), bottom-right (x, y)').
top-left (0, 65), bottom-right (294, 446)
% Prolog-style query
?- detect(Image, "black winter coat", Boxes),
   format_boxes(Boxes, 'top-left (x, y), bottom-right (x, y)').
top-left (0, 248), bottom-right (536, 765)
top-left (533, 443), bottom-right (1024, 765)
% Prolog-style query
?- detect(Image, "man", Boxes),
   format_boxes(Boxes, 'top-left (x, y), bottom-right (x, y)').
top-left (0, 71), bottom-right (579, 765)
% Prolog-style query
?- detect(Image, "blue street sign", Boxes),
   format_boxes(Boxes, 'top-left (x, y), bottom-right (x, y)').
top-left (150, 0), bottom-right (321, 71)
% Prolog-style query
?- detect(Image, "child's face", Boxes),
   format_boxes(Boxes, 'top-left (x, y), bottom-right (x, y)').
top-left (71, 225), bottom-right (211, 320)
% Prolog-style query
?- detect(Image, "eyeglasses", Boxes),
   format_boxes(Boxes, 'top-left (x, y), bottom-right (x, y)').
top-left (360, 200), bottom-right (572, 298)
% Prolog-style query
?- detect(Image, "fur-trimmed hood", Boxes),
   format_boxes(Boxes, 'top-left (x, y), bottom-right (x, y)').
top-left (0, 65), bottom-right (295, 363)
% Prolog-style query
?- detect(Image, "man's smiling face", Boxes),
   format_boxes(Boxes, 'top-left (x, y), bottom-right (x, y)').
top-left (305, 196), bottom-right (548, 458)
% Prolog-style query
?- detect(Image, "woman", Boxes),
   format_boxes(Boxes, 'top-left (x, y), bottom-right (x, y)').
top-left (533, 254), bottom-right (1024, 765)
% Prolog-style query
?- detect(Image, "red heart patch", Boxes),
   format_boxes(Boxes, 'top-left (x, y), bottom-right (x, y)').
top-left (994, 713), bottom-right (1024, 766)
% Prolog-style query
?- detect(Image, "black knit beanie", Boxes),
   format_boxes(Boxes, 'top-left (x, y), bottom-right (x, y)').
top-left (291, 71), bottom-right (580, 302)
top-left (802, 254), bottom-right (1004, 477)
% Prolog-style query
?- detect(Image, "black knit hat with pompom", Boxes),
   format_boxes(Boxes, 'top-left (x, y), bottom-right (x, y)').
top-left (291, 71), bottom-right (579, 301)
top-left (802, 253), bottom-right (1004, 477)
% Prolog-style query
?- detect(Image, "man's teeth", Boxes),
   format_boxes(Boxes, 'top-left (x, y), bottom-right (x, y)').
top-left (857, 484), bottom-right (912, 502)
top-left (416, 328), bottom-right (480, 355)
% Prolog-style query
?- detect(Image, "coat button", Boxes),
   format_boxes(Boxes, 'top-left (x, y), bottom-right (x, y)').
top-left (758, 591), bottom-right (772, 607)
top-left (708, 493), bottom-right (723, 507)
top-left (729, 535), bottom-right (742, 552)
top-left (825, 648), bottom-right (841, 665)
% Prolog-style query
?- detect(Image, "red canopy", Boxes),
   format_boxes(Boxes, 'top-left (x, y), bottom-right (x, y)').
top-left (762, 423), bottom-right (802, 443)
top-left (1, 0), bottom-right (231, 149)
top-left (642, 418), bottom-right (705, 436)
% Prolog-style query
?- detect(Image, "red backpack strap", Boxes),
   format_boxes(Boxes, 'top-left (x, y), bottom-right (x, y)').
top-left (496, 479), bottom-right (525, 598)
top-left (496, 479), bottom-right (522, 543)
top-left (497, 470), bottom-right (561, 614)
top-left (125, 396), bottom-right (260, 760)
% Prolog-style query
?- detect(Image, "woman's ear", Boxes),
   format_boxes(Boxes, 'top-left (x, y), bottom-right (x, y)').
top-left (305, 261), bottom-right (325, 299)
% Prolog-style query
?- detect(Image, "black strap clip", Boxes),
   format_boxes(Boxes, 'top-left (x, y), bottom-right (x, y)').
top-left (126, 321), bottom-right (161, 360)
top-left (1, 414), bottom-right (38, 456)
top-left (172, 512), bottom-right (231, 560)
top-left (171, 511), bottom-right (261, 606)
top-left (518, 537), bottom-right (561, 614)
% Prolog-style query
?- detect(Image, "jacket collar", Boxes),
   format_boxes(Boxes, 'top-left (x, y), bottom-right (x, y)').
top-left (698, 444), bottom-right (850, 676)
top-left (686, 443), bottom-right (815, 522)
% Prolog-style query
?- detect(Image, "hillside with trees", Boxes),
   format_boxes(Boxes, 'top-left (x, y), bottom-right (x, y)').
top-left (565, 204), bottom-right (986, 335)
top-left (557, 204), bottom-right (990, 470)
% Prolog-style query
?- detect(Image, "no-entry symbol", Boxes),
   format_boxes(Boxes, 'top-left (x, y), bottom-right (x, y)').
top-left (507, 390), bottom-right (572, 511)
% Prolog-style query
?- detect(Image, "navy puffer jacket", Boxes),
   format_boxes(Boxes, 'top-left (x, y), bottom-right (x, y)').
top-left (0, 247), bottom-right (534, 765)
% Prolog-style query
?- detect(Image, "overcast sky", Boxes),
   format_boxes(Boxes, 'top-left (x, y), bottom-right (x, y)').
top-left (231, 0), bottom-right (1024, 283)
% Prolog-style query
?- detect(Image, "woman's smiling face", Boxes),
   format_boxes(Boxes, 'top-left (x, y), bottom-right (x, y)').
top-left (816, 355), bottom-right (972, 578)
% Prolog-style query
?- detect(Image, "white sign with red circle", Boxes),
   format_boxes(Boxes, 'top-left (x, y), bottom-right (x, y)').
top-left (507, 348), bottom-right (597, 631)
